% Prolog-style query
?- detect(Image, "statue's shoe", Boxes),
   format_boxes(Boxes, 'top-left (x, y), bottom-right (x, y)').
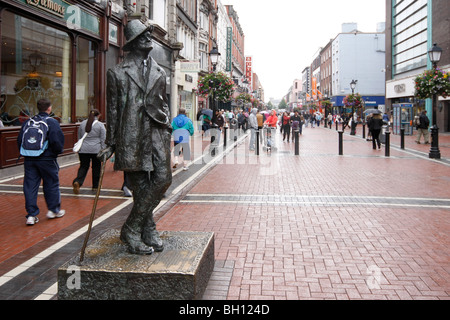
top-left (120, 229), bottom-right (154, 255)
top-left (142, 228), bottom-right (164, 252)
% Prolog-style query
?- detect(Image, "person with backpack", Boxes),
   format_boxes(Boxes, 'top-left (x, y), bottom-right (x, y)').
top-left (72, 109), bottom-right (106, 194)
top-left (415, 110), bottom-right (430, 144)
top-left (17, 98), bottom-right (65, 225)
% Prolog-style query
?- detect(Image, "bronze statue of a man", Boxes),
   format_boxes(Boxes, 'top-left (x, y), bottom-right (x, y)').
top-left (98, 20), bottom-right (172, 254)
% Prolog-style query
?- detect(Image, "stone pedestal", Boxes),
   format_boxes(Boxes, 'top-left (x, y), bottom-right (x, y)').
top-left (57, 230), bottom-right (214, 300)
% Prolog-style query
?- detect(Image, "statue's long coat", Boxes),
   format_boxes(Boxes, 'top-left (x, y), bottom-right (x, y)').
top-left (105, 56), bottom-right (171, 173)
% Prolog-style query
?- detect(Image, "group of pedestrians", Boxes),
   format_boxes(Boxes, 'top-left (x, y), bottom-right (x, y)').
top-left (16, 98), bottom-right (197, 226)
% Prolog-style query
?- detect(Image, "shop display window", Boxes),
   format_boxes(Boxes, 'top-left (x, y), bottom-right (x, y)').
top-left (1, 11), bottom-right (72, 125)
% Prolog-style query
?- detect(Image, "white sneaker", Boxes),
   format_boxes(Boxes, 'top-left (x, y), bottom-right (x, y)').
top-left (47, 209), bottom-right (65, 219)
top-left (26, 216), bottom-right (39, 226)
top-left (183, 166), bottom-right (188, 171)
top-left (123, 186), bottom-right (132, 197)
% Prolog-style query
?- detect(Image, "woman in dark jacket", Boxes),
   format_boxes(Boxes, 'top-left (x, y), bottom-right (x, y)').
top-left (368, 113), bottom-right (384, 150)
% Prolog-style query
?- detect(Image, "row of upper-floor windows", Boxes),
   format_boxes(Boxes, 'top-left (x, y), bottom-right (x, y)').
top-left (392, 0), bottom-right (428, 75)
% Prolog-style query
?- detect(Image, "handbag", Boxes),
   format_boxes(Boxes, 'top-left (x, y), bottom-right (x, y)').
top-left (73, 120), bottom-right (98, 152)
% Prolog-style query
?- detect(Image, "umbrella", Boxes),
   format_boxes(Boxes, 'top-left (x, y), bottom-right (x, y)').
top-left (201, 109), bottom-right (213, 118)
top-left (364, 108), bottom-right (382, 114)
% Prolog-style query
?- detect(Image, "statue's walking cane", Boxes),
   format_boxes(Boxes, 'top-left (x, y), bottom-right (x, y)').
top-left (79, 159), bottom-right (107, 263)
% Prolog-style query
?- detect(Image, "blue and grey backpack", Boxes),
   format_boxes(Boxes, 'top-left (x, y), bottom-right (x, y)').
top-left (20, 115), bottom-right (49, 157)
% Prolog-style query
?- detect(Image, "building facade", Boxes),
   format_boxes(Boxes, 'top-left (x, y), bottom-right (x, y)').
top-left (385, 0), bottom-right (450, 132)
top-left (330, 23), bottom-right (386, 112)
top-left (0, 0), bottom-right (129, 167)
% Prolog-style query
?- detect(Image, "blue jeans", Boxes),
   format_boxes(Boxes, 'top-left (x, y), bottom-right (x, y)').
top-left (23, 158), bottom-right (61, 217)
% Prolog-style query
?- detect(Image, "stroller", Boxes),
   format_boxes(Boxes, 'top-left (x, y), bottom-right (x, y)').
top-left (262, 125), bottom-right (276, 152)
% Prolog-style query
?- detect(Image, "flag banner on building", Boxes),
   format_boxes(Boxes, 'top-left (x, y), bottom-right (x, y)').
top-left (312, 77), bottom-right (317, 100)
top-left (318, 90), bottom-right (322, 100)
top-left (306, 93), bottom-right (311, 101)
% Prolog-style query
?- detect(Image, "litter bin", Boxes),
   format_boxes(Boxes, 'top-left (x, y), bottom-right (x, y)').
top-left (380, 125), bottom-right (388, 144)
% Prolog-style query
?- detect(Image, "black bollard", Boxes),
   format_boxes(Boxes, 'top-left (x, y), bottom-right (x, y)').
top-left (336, 121), bottom-right (338, 131)
top-left (385, 130), bottom-right (390, 157)
top-left (256, 130), bottom-right (259, 156)
top-left (400, 127), bottom-right (405, 149)
top-left (338, 131), bottom-right (343, 155)
top-left (362, 123), bottom-right (366, 139)
top-left (294, 130), bottom-right (299, 155)
top-left (223, 127), bottom-right (227, 148)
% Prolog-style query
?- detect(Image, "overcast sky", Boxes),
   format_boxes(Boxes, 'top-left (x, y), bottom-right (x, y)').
top-left (221, 0), bottom-right (386, 101)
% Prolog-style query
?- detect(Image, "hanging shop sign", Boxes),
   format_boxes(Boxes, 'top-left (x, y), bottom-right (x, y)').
top-left (245, 56), bottom-right (252, 88)
top-left (180, 61), bottom-right (200, 73)
top-left (226, 27), bottom-right (232, 72)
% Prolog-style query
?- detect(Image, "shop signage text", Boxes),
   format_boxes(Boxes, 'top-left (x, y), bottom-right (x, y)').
top-left (26, 0), bottom-right (65, 17)
top-left (21, 0), bottom-right (100, 35)
top-left (180, 61), bottom-right (200, 73)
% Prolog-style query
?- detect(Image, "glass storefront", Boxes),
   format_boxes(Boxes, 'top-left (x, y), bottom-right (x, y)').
top-left (1, 11), bottom-right (72, 125)
top-left (75, 37), bottom-right (96, 122)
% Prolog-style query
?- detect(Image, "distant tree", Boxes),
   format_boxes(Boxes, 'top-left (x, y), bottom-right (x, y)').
top-left (267, 101), bottom-right (274, 109)
top-left (278, 99), bottom-right (288, 110)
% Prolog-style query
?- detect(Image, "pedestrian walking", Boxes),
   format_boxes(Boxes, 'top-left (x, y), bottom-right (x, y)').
top-left (290, 110), bottom-right (302, 135)
top-left (368, 113), bottom-right (383, 149)
top-left (196, 108), bottom-right (203, 134)
top-left (281, 111), bottom-right (291, 142)
top-left (72, 109), bottom-right (106, 194)
top-left (415, 110), bottom-right (430, 144)
top-left (248, 108), bottom-right (258, 151)
top-left (17, 98), bottom-right (65, 225)
top-left (366, 114), bottom-right (373, 141)
top-left (256, 109), bottom-right (264, 143)
top-left (172, 107), bottom-right (194, 170)
top-left (327, 113), bottom-right (333, 128)
top-left (264, 109), bottom-right (278, 128)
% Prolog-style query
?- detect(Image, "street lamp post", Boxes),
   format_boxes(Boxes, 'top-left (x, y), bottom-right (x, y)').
top-left (428, 43), bottom-right (442, 159)
top-left (350, 79), bottom-right (357, 135)
top-left (208, 47), bottom-right (221, 156)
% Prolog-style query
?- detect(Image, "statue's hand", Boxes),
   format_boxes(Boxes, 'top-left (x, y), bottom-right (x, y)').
top-left (97, 146), bottom-right (114, 162)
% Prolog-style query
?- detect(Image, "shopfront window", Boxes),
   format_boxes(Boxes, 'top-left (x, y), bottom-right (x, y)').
top-left (0, 11), bottom-right (71, 126)
top-left (75, 37), bottom-right (96, 121)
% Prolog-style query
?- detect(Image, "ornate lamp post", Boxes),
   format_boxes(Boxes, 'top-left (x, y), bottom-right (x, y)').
top-left (208, 47), bottom-right (221, 155)
top-left (209, 47), bottom-right (220, 72)
top-left (428, 43), bottom-right (442, 159)
top-left (350, 79), bottom-right (358, 135)
top-left (208, 47), bottom-right (221, 123)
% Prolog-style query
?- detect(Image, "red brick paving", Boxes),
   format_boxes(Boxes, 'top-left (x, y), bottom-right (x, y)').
top-left (156, 127), bottom-right (450, 300)
top-left (0, 126), bottom-right (449, 300)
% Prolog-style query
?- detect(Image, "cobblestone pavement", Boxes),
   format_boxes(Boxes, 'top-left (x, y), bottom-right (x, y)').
top-left (0, 124), bottom-right (449, 300)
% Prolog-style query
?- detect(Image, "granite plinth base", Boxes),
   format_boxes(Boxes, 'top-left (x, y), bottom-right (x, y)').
top-left (57, 230), bottom-right (215, 300)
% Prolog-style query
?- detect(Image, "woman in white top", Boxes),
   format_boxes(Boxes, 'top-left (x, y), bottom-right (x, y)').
top-left (72, 109), bottom-right (106, 194)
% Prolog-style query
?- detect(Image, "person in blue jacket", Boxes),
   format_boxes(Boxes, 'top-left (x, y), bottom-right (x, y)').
top-left (171, 107), bottom-right (194, 170)
top-left (17, 98), bottom-right (65, 225)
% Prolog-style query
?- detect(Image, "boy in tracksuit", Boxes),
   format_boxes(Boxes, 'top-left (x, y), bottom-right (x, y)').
top-left (17, 98), bottom-right (65, 225)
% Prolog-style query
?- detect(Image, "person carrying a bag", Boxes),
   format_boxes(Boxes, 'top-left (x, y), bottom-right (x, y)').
top-left (72, 109), bottom-right (106, 194)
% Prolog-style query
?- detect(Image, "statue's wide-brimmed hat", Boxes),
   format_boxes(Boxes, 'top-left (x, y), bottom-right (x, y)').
top-left (123, 20), bottom-right (154, 51)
